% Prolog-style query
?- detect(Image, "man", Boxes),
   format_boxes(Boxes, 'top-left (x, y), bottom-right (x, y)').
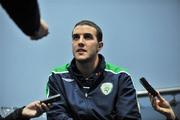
top-left (149, 93), bottom-right (179, 120)
top-left (0, 0), bottom-right (48, 40)
top-left (46, 20), bottom-right (141, 120)
top-left (0, 101), bottom-right (49, 120)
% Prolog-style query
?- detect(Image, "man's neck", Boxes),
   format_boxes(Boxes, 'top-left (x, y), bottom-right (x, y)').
top-left (76, 55), bottom-right (99, 77)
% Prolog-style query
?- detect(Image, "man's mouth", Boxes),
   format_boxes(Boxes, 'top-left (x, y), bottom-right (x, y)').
top-left (76, 49), bottom-right (86, 52)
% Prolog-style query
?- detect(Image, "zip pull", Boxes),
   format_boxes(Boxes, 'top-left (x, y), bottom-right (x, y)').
top-left (85, 93), bottom-right (88, 97)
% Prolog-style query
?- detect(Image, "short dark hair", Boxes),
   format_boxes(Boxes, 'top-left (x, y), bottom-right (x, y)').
top-left (73, 20), bottom-right (103, 42)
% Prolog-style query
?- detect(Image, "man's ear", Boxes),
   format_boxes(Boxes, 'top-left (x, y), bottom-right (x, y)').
top-left (98, 41), bottom-right (103, 51)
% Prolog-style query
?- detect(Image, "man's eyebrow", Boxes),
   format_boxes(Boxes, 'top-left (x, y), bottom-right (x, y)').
top-left (72, 33), bottom-right (93, 37)
top-left (72, 33), bottom-right (78, 35)
top-left (84, 33), bottom-right (92, 35)
top-left (72, 33), bottom-right (79, 36)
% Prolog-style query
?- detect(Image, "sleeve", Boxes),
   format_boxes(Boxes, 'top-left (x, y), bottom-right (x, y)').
top-left (4, 107), bottom-right (29, 120)
top-left (175, 117), bottom-right (180, 120)
top-left (114, 73), bottom-right (141, 120)
top-left (0, 115), bottom-right (3, 120)
top-left (46, 73), bottom-right (74, 120)
top-left (166, 117), bottom-right (179, 120)
top-left (0, 0), bottom-right (40, 36)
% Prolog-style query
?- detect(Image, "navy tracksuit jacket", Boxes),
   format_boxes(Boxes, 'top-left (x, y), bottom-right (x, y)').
top-left (46, 55), bottom-right (141, 120)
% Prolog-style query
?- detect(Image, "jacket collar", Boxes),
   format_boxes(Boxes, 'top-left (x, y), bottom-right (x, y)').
top-left (68, 54), bottom-right (106, 88)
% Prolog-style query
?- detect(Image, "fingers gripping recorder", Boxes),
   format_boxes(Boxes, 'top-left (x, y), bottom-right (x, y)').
top-left (140, 77), bottom-right (158, 96)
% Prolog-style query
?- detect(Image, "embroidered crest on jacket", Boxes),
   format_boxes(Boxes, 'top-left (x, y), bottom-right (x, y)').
top-left (100, 82), bottom-right (113, 95)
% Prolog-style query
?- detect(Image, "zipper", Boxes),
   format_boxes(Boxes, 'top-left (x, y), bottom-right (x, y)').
top-left (85, 92), bottom-right (88, 97)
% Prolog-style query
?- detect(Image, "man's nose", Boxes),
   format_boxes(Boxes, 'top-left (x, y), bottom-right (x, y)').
top-left (78, 36), bottom-right (85, 47)
top-left (79, 36), bottom-right (85, 43)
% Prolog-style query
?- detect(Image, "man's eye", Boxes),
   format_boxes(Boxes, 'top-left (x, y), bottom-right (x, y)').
top-left (84, 33), bottom-right (93, 40)
top-left (72, 34), bottom-right (80, 40)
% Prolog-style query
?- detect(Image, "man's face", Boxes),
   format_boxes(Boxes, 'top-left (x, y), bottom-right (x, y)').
top-left (72, 25), bottom-right (102, 62)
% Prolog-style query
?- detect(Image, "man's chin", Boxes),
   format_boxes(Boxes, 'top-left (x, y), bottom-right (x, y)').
top-left (75, 57), bottom-right (89, 63)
